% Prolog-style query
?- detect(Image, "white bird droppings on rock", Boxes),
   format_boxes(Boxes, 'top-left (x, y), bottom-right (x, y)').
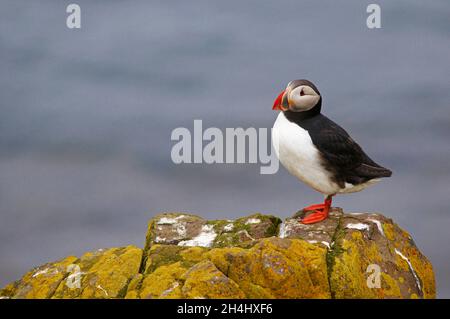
top-left (178, 224), bottom-right (217, 248)
top-left (154, 236), bottom-right (166, 243)
top-left (162, 282), bottom-right (179, 296)
top-left (245, 218), bottom-right (261, 225)
top-left (368, 219), bottom-right (385, 237)
top-left (307, 240), bottom-right (330, 249)
top-left (346, 223), bottom-right (370, 231)
top-left (237, 230), bottom-right (255, 241)
top-left (395, 248), bottom-right (422, 292)
top-left (32, 268), bottom-right (50, 278)
top-left (321, 241), bottom-right (331, 249)
top-left (175, 223), bottom-right (186, 237)
top-left (157, 215), bottom-right (186, 225)
top-left (278, 222), bottom-right (287, 238)
top-left (96, 285), bottom-right (108, 296)
top-left (223, 223), bottom-right (234, 232)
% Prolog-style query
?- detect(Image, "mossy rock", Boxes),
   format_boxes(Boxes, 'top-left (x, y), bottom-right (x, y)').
top-left (0, 246), bottom-right (142, 299)
top-left (0, 210), bottom-right (436, 299)
top-left (127, 237), bottom-right (329, 299)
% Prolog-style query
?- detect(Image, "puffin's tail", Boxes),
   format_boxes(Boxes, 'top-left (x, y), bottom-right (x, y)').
top-left (356, 164), bottom-right (392, 179)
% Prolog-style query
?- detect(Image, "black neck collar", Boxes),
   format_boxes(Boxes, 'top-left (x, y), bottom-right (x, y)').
top-left (283, 102), bottom-right (321, 122)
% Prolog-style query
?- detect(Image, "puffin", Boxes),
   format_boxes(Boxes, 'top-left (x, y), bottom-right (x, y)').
top-left (272, 79), bottom-right (392, 224)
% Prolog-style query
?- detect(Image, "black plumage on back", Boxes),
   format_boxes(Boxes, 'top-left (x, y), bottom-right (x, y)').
top-left (284, 110), bottom-right (392, 188)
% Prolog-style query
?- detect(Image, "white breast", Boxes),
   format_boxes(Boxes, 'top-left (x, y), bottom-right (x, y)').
top-left (272, 112), bottom-right (340, 195)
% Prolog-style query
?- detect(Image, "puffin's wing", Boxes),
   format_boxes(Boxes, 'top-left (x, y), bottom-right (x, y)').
top-left (313, 128), bottom-right (392, 184)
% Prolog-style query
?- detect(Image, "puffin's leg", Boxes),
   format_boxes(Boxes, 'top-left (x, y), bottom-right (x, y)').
top-left (301, 194), bottom-right (331, 212)
top-left (302, 203), bottom-right (327, 212)
top-left (300, 196), bottom-right (333, 224)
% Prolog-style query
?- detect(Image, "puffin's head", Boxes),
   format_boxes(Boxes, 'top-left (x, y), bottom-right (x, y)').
top-left (272, 79), bottom-right (321, 112)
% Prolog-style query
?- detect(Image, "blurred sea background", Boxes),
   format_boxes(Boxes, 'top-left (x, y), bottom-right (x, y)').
top-left (1, 0), bottom-right (449, 297)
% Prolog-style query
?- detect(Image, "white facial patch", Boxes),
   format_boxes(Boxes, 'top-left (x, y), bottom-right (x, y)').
top-left (288, 85), bottom-right (320, 111)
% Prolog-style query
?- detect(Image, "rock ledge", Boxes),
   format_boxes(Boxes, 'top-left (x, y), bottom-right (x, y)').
top-left (0, 209), bottom-right (436, 299)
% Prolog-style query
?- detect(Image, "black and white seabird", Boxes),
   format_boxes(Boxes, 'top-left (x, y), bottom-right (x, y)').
top-left (272, 79), bottom-right (392, 224)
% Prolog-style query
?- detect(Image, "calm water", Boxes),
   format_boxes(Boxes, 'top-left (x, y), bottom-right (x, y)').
top-left (1, 0), bottom-right (449, 297)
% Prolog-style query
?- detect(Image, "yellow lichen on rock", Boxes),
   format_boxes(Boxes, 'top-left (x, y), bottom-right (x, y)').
top-left (133, 237), bottom-right (329, 299)
top-left (0, 211), bottom-right (436, 299)
top-left (330, 235), bottom-right (380, 299)
top-left (0, 256), bottom-right (78, 299)
top-left (181, 260), bottom-right (246, 299)
top-left (80, 246), bottom-right (142, 298)
top-left (330, 215), bottom-right (436, 299)
top-left (139, 262), bottom-right (186, 298)
top-left (50, 245), bottom-right (142, 299)
top-left (250, 238), bottom-right (329, 298)
top-left (205, 238), bottom-right (330, 298)
top-left (404, 248), bottom-right (435, 299)
top-left (123, 274), bottom-right (143, 299)
top-left (386, 221), bottom-right (436, 299)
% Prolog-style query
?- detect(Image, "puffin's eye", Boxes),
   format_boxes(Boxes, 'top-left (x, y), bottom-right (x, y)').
top-left (300, 88), bottom-right (305, 96)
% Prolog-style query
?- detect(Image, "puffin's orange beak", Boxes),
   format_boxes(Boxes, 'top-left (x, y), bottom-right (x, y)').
top-left (272, 90), bottom-right (287, 111)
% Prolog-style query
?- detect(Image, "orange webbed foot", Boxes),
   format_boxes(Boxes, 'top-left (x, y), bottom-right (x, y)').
top-left (300, 196), bottom-right (333, 224)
